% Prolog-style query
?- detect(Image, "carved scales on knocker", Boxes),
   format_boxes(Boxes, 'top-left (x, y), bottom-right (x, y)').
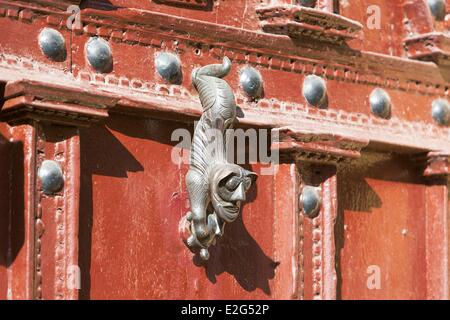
top-left (181, 57), bottom-right (257, 261)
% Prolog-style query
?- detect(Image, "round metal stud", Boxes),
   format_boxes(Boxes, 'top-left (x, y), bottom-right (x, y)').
top-left (303, 75), bottom-right (327, 107)
top-left (432, 99), bottom-right (450, 125)
top-left (86, 37), bottom-right (113, 73)
top-left (369, 88), bottom-right (391, 119)
top-left (38, 28), bottom-right (66, 61)
top-left (428, 0), bottom-right (446, 21)
top-left (38, 160), bottom-right (64, 195)
top-left (298, 0), bottom-right (317, 7)
top-left (300, 186), bottom-right (322, 218)
top-left (240, 67), bottom-right (263, 98)
top-left (155, 52), bottom-right (182, 84)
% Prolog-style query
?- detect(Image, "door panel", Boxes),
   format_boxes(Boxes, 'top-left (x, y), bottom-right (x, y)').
top-left (338, 156), bottom-right (427, 299)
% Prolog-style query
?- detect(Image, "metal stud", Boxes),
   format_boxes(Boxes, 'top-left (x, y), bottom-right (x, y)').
top-left (240, 67), bottom-right (263, 98)
top-left (38, 160), bottom-right (64, 195)
top-left (300, 186), bottom-right (322, 218)
top-left (38, 28), bottom-right (66, 61)
top-left (298, 0), bottom-right (317, 7)
top-left (86, 37), bottom-right (113, 73)
top-left (369, 88), bottom-right (391, 119)
top-left (428, 0), bottom-right (446, 21)
top-left (432, 99), bottom-right (450, 125)
top-left (303, 75), bottom-right (327, 107)
top-left (155, 52), bottom-right (182, 84)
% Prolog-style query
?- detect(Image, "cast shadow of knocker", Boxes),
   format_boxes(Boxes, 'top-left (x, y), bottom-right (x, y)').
top-left (195, 183), bottom-right (279, 295)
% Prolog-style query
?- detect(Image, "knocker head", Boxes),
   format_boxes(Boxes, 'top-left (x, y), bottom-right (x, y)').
top-left (210, 164), bottom-right (257, 223)
top-left (181, 164), bottom-right (257, 262)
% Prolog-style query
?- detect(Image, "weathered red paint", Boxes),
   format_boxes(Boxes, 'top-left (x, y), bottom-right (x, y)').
top-left (1, 0), bottom-right (450, 300)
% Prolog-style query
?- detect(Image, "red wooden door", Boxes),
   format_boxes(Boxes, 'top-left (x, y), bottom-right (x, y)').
top-left (1, 0), bottom-right (450, 300)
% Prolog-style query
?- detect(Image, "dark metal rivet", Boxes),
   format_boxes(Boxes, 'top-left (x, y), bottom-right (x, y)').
top-left (432, 99), bottom-right (450, 125)
top-left (428, 0), bottom-right (446, 21)
top-left (240, 67), bottom-right (263, 98)
top-left (86, 37), bottom-right (113, 73)
top-left (300, 186), bottom-right (322, 218)
top-left (298, 0), bottom-right (317, 7)
top-left (369, 88), bottom-right (391, 119)
top-left (38, 28), bottom-right (66, 61)
top-left (155, 52), bottom-right (182, 84)
top-left (38, 160), bottom-right (64, 195)
top-left (303, 75), bottom-right (327, 107)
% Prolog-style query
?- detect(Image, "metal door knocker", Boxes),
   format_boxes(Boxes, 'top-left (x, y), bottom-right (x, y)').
top-left (181, 57), bottom-right (257, 261)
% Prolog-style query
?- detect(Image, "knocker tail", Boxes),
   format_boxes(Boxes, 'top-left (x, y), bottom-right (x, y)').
top-left (192, 56), bottom-right (231, 84)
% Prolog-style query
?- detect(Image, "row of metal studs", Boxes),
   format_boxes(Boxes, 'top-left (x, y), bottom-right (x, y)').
top-left (38, 28), bottom-right (450, 126)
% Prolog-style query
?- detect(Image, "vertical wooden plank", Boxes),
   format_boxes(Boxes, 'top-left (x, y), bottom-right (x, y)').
top-left (0, 123), bottom-right (10, 299)
top-left (321, 167), bottom-right (337, 300)
top-left (339, 156), bottom-right (427, 299)
top-left (425, 181), bottom-right (449, 299)
top-left (423, 152), bottom-right (450, 300)
top-left (8, 124), bottom-right (36, 299)
top-left (65, 132), bottom-right (80, 300)
top-left (272, 161), bottom-right (300, 299)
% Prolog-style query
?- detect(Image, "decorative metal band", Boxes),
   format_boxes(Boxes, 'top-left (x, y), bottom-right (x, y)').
top-left (298, 199), bottom-right (305, 300)
top-left (33, 124), bottom-right (76, 300)
top-left (312, 213), bottom-right (323, 299)
top-left (35, 128), bottom-right (45, 300)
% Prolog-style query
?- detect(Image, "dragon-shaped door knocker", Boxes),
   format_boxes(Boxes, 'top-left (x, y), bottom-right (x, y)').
top-left (181, 57), bottom-right (257, 261)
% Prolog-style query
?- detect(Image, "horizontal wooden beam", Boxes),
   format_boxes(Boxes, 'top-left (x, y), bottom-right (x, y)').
top-left (1, 64), bottom-right (450, 152)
